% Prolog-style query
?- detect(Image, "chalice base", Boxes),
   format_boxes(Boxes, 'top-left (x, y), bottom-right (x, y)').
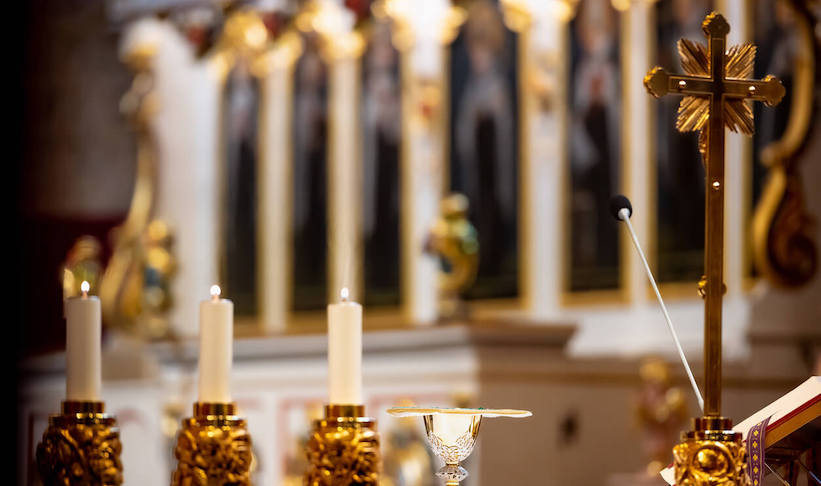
top-left (436, 464), bottom-right (469, 485)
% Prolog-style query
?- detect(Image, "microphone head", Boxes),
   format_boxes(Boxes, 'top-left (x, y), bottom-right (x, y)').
top-left (609, 195), bottom-right (632, 220)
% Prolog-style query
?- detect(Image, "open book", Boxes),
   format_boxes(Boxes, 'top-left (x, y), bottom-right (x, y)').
top-left (661, 376), bottom-right (821, 485)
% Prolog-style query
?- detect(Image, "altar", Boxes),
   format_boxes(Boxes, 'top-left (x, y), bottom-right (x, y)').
top-left (19, 319), bottom-right (813, 486)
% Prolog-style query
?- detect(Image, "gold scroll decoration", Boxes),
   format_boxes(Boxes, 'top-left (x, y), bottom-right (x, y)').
top-left (99, 37), bottom-right (177, 339)
top-left (305, 407), bottom-right (381, 486)
top-left (35, 403), bottom-right (123, 486)
top-left (171, 406), bottom-right (253, 486)
top-left (752, 0), bottom-right (818, 288)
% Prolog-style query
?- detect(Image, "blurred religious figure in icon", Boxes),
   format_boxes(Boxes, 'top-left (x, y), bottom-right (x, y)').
top-left (450, 0), bottom-right (518, 300)
top-left (222, 57), bottom-right (260, 316)
top-left (362, 20), bottom-right (401, 307)
top-left (568, 0), bottom-right (621, 291)
top-left (293, 32), bottom-right (329, 311)
top-left (635, 357), bottom-right (688, 476)
top-left (655, 0), bottom-right (711, 283)
top-left (425, 193), bottom-right (479, 322)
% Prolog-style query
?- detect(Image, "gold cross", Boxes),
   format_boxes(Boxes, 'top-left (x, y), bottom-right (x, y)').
top-left (644, 12), bottom-right (784, 418)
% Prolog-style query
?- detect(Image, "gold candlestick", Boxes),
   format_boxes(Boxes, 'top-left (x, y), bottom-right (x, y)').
top-left (644, 12), bottom-right (784, 485)
top-left (35, 401), bottom-right (123, 486)
top-left (171, 402), bottom-right (253, 486)
top-left (304, 404), bottom-right (381, 485)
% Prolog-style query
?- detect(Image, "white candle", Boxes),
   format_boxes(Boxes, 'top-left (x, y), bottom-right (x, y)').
top-left (65, 281), bottom-right (101, 401)
top-left (197, 285), bottom-right (234, 403)
top-left (327, 288), bottom-right (363, 405)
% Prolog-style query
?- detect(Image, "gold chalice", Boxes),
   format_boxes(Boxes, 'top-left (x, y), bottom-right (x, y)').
top-left (387, 407), bottom-right (532, 485)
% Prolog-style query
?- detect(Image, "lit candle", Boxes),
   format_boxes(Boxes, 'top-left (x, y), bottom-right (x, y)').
top-left (64, 281), bottom-right (101, 401)
top-left (197, 285), bottom-right (234, 403)
top-left (327, 288), bottom-right (363, 405)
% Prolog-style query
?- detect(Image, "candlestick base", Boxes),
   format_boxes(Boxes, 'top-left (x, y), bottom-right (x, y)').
top-left (170, 402), bottom-right (253, 486)
top-left (35, 400), bottom-right (123, 486)
top-left (304, 404), bottom-right (381, 485)
top-left (672, 417), bottom-right (748, 486)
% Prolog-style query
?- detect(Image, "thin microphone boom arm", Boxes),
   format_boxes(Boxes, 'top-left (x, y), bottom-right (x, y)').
top-left (615, 202), bottom-right (705, 414)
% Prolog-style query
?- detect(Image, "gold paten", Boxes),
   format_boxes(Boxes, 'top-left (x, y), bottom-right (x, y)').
top-left (644, 12), bottom-right (784, 485)
top-left (426, 193), bottom-right (479, 321)
top-left (171, 402), bottom-right (253, 486)
top-left (35, 401), bottom-right (123, 486)
top-left (304, 405), bottom-right (381, 485)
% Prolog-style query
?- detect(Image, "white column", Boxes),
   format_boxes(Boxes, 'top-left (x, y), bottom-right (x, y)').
top-left (621, 0), bottom-right (653, 307)
top-left (327, 55), bottom-right (363, 302)
top-left (718, 0), bottom-right (749, 297)
top-left (512, 2), bottom-right (572, 319)
top-left (383, 0), bottom-right (458, 325)
top-left (258, 36), bottom-right (301, 333)
top-left (402, 44), bottom-right (446, 325)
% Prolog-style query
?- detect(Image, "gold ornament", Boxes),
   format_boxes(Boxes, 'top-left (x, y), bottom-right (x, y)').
top-left (35, 401), bottom-right (123, 486)
top-left (673, 418), bottom-right (747, 486)
top-left (425, 193), bottom-right (479, 321)
top-left (171, 403), bottom-right (253, 486)
top-left (752, 1), bottom-right (818, 289)
top-left (304, 405), bottom-right (381, 485)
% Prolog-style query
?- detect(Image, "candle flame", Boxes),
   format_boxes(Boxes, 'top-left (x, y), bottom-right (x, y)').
top-left (80, 281), bottom-right (90, 296)
top-left (210, 285), bottom-right (221, 300)
top-left (340, 287), bottom-right (350, 302)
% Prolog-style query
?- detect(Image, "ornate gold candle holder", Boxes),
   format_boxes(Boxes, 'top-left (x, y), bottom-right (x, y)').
top-left (672, 417), bottom-right (747, 486)
top-left (387, 407), bottom-right (532, 486)
top-left (171, 402), bottom-right (253, 486)
top-left (304, 404), bottom-right (381, 485)
top-left (35, 400), bottom-right (124, 486)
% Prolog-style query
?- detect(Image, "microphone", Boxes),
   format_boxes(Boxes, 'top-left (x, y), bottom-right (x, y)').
top-left (610, 194), bottom-right (704, 413)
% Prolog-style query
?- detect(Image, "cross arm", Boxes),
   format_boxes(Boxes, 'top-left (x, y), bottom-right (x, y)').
top-left (644, 67), bottom-right (714, 98)
top-left (724, 75), bottom-right (786, 106)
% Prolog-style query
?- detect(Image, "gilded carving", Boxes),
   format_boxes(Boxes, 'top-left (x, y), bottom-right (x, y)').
top-left (171, 416), bottom-right (253, 486)
top-left (752, 0), bottom-right (818, 288)
top-left (673, 439), bottom-right (748, 486)
top-left (304, 417), bottom-right (381, 486)
top-left (35, 415), bottom-right (123, 486)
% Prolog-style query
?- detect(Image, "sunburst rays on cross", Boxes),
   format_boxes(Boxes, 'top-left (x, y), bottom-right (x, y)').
top-left (645, 13), bottom-right (784, 159)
